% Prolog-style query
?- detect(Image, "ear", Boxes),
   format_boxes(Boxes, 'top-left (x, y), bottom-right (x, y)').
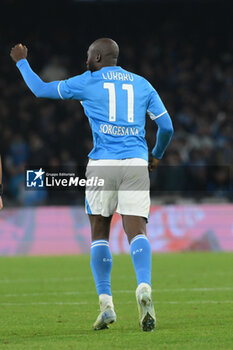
top-left (95, 53), bottom-right (101, 62)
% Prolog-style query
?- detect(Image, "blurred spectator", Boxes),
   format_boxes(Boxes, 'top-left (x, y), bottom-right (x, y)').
top-left (40, 56), bottom-right (69, 81)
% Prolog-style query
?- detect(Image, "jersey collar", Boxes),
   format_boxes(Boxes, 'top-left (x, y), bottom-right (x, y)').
top-left (91, 66), bottom-right (122, 76)
top-left (99, 66), bottom-right (122, 71)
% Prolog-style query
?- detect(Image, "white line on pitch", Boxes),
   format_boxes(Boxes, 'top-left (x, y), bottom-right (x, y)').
top-left (0, 277), bottom-right (92, 284)
top-left (0, 271), bottom-right (232, 284)
top-left (0, 302), bottom-right (88, 306)
top-left (1, 287), bottom-right (233, 298)
top-left (0, 276), bottom-right (136, 284)
top-left (1, 300), bottom-right (233, 306)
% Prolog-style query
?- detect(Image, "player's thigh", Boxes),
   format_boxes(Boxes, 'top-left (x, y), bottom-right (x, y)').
top-left (117, 190), bottom-right (150, 243)
top-left (88, 214), bottom-right (113, 241)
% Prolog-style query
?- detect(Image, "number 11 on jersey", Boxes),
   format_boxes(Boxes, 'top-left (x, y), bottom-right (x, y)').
top-left (103, 83), bottom-right (134, 123)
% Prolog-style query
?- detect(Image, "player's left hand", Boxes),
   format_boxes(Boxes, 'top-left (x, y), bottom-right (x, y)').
top-left (148, 155), bottom-right (160, 172)
top-left (10, 43), bottom-right (28, 63)
top-left (0, 197), bottom-right (3, 210)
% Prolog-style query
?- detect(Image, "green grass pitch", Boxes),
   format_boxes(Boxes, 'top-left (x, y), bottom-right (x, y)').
top-left (0, 253), bottom-right (233, 349)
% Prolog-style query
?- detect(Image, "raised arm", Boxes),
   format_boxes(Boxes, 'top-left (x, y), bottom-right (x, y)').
top-left (10, 44), bottom-right (60, 99)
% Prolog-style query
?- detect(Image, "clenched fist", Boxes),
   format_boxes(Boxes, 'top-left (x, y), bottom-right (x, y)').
top-left (10, 43), bottom-right (28, 63)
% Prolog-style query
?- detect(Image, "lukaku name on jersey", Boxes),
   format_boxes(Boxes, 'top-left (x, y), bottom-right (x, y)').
top-left (102, 71), bottom-right (134, 81)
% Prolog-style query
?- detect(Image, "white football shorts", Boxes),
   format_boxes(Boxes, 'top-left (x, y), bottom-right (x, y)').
top-left (85, 158), bottom-right (150, 220)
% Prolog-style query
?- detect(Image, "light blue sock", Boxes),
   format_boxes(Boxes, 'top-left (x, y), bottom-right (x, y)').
top-left (130, 234), bottom-right (152, 286)
top-left (90, 240), bottom-right (112, 296)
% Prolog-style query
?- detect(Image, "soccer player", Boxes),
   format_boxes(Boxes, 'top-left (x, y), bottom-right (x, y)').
top-left (10, 39), bottom-right (173, 331)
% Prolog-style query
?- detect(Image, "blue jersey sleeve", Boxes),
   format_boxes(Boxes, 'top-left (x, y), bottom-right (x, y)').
top-left (147, 83), bottom-right (167, 120)
top-left (151, 114), bottom-right (174, 159)
top-left (16, 59), bottom-right (60, 99)
top-left (16, 59), bottom-right (87, 101)
top-left (58, 72), bottom-right (88, 100)
top-left (146, 82), bottom-right (174, 159)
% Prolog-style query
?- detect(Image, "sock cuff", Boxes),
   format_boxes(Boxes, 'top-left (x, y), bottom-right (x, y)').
top-left (91, 240), bottom-right (109, 249)
top-left (130, 234), bottom-right (148, 245)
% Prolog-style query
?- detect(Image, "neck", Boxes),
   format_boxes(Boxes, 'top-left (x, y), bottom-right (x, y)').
top-left (99, 59), bottom-right (117, 69)
top-left (91, 61), bottom-right (118, 72)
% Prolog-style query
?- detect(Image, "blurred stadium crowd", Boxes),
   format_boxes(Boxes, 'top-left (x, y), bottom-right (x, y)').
top-left (0, 1), bottom-right (232, 205)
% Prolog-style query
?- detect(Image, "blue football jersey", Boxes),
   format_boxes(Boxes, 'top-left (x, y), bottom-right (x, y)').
top-left (58, 67), bottom-right (167, 161)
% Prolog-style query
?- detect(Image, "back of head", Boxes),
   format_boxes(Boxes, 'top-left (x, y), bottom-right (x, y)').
top-left (87, 38), bottom-right (119, 71)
